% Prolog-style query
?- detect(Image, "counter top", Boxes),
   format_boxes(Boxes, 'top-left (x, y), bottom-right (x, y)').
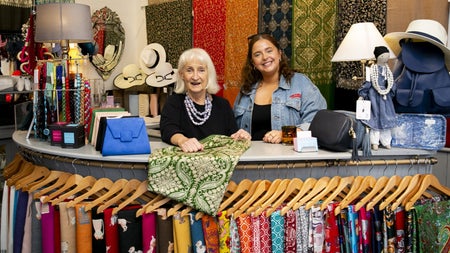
top-left (13, 130), bottom-right (435, 163)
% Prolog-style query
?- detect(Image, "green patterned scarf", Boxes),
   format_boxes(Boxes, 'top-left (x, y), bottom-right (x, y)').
top-left (147, 135), bottom-right (251, 215)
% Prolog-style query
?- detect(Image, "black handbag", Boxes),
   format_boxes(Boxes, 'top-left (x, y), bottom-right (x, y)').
top-left (309, 109), bottom-right (371, 160)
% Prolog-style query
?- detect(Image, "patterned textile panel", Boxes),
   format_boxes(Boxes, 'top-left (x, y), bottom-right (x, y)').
top-left (334, 0), bottom-right (387, 89)
top-left (192, 0), bottom-right (226, 96)
top-left (291, 0), bottom-right (336, 87)
top-left (259, 0), bottom-right (293, 60)
top-left (145, 0), bottom-right (192, 67)
top-left (223, 0), bottom-right (258, 105)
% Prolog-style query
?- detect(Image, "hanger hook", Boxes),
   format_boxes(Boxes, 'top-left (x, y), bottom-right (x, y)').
top-left (71, 158), bottom-right (79, 174)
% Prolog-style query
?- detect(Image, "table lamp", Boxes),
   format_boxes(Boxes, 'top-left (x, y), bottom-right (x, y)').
top-left (35, 3), bottom-right (93, 59)
top-left (331, 22), bottom-right (395, 80)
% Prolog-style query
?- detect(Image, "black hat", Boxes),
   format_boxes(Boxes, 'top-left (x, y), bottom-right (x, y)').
top-left (373, 46), bottom-right (389, 59)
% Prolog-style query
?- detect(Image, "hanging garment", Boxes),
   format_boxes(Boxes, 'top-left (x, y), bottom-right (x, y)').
top-left (58, 202), bottom-right (76, 253)
top-left (270, 210), bottom-right (285, 253)
top-left (190, 211), bottom-right (206, 253)
top-left (310, 205), bottom-right (325, 253)
top-left (40, 202), bottom-right (59, 253)
top-left (358, 206), bottom-right (371, 253)
top-left (173, 212), bottom-right (191, 253)
top-left (75, 203), bottom-right (92, 253)
top-left (324, 202), bottom-right (341, 253)
top-left (21, 194), bottom-right (32, 253)
top-left (103, 207), bottom-right (119, 253)
top-left (414, 199), bottom-right (450, 252)
top-left (229, 216), bottom-right (241, 253)
top-left (13, 190), bottom-right (28, 253)
top-left (284, 209), bottom-right (297, 252)
top-left (91, 210), bottom-right (105, 253)
top-left (217, 211), bottom-right (230, 253)
top-left (257, 211), bottom-right (272, 253)
top-left (202, 214), bottom-right (220, 253)
top-left (296, 206), bottom-right (309, 253)
top-left (156, 209), bottom-right (174, 252)
top-left (142, 212), bottom-right (157, 253)
top-left (117, 206), bottom-right (142, 253)
top-left (236, 214), bottom-right (253, 253)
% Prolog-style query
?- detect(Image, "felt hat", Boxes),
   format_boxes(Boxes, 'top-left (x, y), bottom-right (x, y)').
top-left (145, 62), bottom-right (178, 87)
top-left (113, 64), bottom-right (146, 89)
top-left (384, 19), bottom-right (450, 67)
top-left (139, 43), bottom-right (166, 75)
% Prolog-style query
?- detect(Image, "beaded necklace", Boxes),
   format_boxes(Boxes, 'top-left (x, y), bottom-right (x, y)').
top-left (184, 94), bottom-right (212, 125)
top-left (370, 64), bottom-right (394, 100)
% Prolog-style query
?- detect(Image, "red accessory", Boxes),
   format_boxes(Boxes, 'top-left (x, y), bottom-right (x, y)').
top-left (290, 93), bottom-right (301, 98)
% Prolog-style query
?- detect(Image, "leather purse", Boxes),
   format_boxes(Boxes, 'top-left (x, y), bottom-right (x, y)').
top-left (309, 109), bottom-right (371, 160)
top-left (101, 117), bottom-right (151, 156)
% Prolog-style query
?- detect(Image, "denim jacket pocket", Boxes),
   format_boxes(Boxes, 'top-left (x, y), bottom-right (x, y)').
top-left (285, 97), bottom-right (301, 111)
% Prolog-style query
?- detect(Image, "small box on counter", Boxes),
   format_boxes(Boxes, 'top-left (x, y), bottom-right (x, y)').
top-left (61, 123), bottom-right (85, 148)
top-left (294, 130), bottom-right (318, 152)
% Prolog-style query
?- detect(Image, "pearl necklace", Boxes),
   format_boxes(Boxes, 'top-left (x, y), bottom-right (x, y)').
top-left (184, 94), bottom-right (212, 125)
top-left (370, 64), bottom-right (394, 100)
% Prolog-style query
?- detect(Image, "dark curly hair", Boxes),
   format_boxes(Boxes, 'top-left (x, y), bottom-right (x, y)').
top-left (239, 33), bottom-right (295, 95)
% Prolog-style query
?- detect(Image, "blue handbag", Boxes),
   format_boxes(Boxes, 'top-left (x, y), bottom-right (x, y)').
top-left (101, 117), bottom-right (151, 156)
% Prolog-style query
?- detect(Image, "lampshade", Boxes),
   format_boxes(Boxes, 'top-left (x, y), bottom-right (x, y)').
top-left (35, 3), bottom-right (93, 43)
top-left (331, 22), bottom-right (395, 62)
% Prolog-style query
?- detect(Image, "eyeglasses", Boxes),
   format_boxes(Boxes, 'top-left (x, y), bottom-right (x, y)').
top-left (124, 73), bottom-right (143, 82)
top-left (156, 71), bottom-right (174, 82)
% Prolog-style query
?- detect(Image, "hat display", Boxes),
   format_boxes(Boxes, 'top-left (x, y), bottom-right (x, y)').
top-left (113, 64), bottom-right (146, 89)
top-left (384, 19), bottom-right (450, 68)
top-left (139, 43), bottom-right (166, 75)
top-left (145, 62), bottom-right (178, 88)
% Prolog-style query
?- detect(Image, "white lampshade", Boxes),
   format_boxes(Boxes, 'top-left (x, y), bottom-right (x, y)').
top-left (35, 3), bottom-right (93, 43)
top-left (331, 22), bottom-right (395, 62)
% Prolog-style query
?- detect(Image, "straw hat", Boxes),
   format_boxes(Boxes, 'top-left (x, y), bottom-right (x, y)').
top-left (145, 62), bottom-right (178, 87)
top-left (384, 19), bottom-right (450, 67)
top-left (139, 43), bottom-right (166, 75)
top-left (113, 64), bottom-right (146, 89)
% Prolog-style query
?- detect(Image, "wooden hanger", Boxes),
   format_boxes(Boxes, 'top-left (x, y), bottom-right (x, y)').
top-left (244, 179), bottom-right (282, 215)
top-left (274, 178), bottom-right (304, 216)
top-left (279, 177), bottom-right (317, 216)
top-left (96, 179), bottom-right (141, 213)
top-left (292, 176), bottom-right (331, 211)
top-left (382, 174), bottom-right (422, 211)
top-left (167, 202), bottom-right (185, 217)
top-left (14, 165), bottom-right (50, 190)
top-left (143, 196), bottom-right (172, 215)
top-left (232, 179), bottom-right (272, 217)
top-left (49, 175), bottom-right (97, 205)
top-left (112, 180), bottom-right (156, 215)
top-left (2, 154), bottom-right (24, 179)
top-left (218, 179), bottom-right (253, 212)
top-left (305, 176), bottom-right (341, 210)
top-left (32, 172), bottom-right (72, 199)
top-left (353, 176), bottom-right (389, 212)
top-left (334, 175), bottom-right (364, 215)
top-left (136, 194), bottom-right (166, 217)
top-left (365, 175), bottom-right (402, 211)
top-left (40, 174), bottom-right (84, 202)
top-left (404, 174), bottom-right (450, 211)
top-left (26, 170), bottom-right (71, 193)
top-left (378, 175), bottom-right (412, 211)
top-left (320, 176), bottom-right (354, 211)
top-left (65, 177), bottom-right (114, 208)
top-left (7, 160), bottom-right (34, 186)
top-left (227, 179), bottom-right (263, 216)
top-left (252, 179), bottom-right (291, 217)
top-left (338, 175), bottom-right (376, 212)
top-left (83, 178), bottom-right (128, 212)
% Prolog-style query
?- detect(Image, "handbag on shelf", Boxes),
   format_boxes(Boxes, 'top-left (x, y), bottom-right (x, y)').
top-left (101, 116), bottom-right (151, 156)
top-left (309, 109), bottom-right (371, 160)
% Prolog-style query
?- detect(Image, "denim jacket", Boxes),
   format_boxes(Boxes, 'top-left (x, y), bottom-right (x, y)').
top-left (234, 73), bottom-right (327, 132)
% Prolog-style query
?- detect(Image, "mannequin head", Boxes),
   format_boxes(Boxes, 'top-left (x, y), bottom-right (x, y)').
top-left (374, 46), bottom-right (390, 65)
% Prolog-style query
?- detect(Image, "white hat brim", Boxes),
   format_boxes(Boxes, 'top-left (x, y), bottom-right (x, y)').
top-left (384, 32), bottom-right (450, 68)
top-left (145, 69), bottom-right (178, 88)
top-left (113, 73), bottom-right (146, 89)
top-left (139, 43), bottom-right (167, 75)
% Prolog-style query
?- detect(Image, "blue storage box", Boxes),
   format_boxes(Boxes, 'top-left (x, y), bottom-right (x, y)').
top-left (391, 113), bottom-right (446, 150)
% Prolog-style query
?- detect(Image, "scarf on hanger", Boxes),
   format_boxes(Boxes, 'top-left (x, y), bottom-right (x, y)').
top-left (147, 135), bottom-right (251, 215)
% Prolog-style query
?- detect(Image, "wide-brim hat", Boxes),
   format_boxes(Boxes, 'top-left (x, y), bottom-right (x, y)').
top-left (384, 19), bottom-right (450, 68)
top-left (139, 43), bottom-right (166, 75)
top-left (113, 64), bottom-right (146, 89)
top-left (145, 62), bottom-right (178, 87)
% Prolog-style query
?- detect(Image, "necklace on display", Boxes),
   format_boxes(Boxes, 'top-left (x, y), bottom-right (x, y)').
top-left (184, 94), bottom-right (212, 125)
top-left (370, 64), bottom-right (394, 100)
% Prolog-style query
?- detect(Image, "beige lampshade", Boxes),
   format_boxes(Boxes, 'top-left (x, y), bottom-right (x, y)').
top-left (331, 22), bottom-right (395, 62)
top-left (35, 3), bottom-right (93, 43)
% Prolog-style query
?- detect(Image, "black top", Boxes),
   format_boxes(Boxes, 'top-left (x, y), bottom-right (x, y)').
top-left (251, 104), bottom-right (271, 140)
top-left (160, 93), bottom-right (239, 144)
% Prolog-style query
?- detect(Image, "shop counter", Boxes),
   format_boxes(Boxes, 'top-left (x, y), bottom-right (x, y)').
top-left (13, 131), bottom-right (437, 182)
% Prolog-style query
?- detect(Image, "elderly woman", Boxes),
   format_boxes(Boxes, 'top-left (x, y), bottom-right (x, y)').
top-left (160, 48), bottom-right (250, 152)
